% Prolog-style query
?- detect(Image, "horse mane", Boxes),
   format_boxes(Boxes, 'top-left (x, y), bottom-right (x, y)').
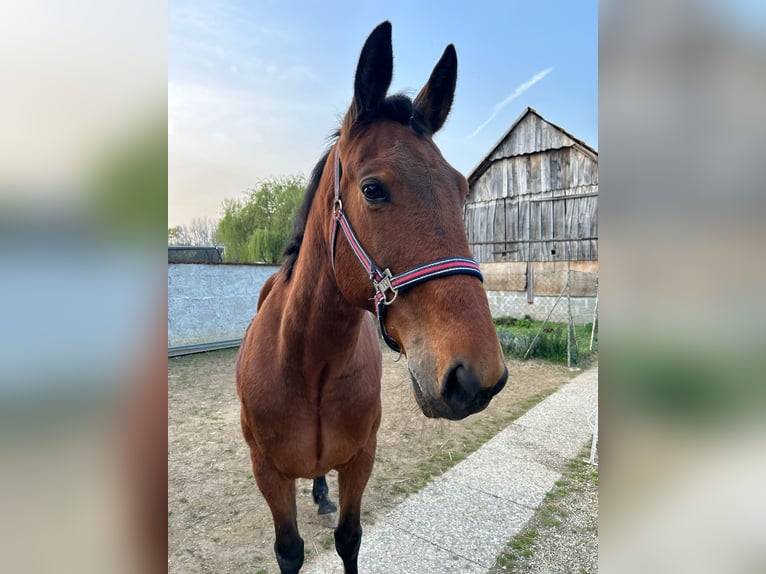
top-left (281, 145), bottom-right (332, 281)
top-left (281, 94), bottom-right (426, 281)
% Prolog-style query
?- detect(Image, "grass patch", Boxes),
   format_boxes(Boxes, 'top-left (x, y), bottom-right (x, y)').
top-left (494, 316), bottom-right (597, 364)
top-left (320, 535), bottom-right (334, 550)
top-left (253, 553), bottom-right (266, 574)
top-left (389, 483), bottom-right (408, 496)
top-left (497, 529), bottom-right (538, 567)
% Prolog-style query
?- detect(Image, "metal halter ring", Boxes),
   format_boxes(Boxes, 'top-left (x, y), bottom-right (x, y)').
top-left (374, 268), bottom-right (398, 305)
top-left (333, 198), bottom-right (343, 215)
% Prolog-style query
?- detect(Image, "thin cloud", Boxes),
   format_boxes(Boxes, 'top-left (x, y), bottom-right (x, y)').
top-left (468, 67), bottom-right (554, 139)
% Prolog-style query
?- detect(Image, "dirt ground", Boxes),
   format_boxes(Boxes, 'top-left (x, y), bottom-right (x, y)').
top-left (168, 344), bottom-right (577, 574)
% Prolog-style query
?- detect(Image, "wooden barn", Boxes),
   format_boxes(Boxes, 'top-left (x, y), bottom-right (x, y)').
top-left (464, 107), bottom-right (598, 322)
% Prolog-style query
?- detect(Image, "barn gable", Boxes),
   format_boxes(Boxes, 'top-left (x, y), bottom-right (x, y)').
top-left (467, 107), bottom-right (597, 192)
top-left (464, 107), bottom-right (598, 264)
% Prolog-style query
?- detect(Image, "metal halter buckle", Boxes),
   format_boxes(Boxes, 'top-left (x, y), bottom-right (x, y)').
top-left (374, 268), bottom-right (398, 305)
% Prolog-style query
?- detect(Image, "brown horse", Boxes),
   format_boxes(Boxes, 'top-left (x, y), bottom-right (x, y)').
top-left (236, 21), bottom-right (507, 574)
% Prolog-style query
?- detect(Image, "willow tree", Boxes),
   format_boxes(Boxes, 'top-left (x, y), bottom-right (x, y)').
top-left (216, 175), bottom-right (306, 263)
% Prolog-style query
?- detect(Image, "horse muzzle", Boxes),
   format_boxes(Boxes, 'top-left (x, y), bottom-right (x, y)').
top-left (408, 361), bottom-right (508, 421)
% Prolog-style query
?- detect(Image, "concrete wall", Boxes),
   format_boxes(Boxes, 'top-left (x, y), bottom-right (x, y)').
top-left (167, 260), bottom-right (597, 355)
top-left (168, 263), bottom-right (279, 352)
top-left (486, 290), bottom-right (597, 325)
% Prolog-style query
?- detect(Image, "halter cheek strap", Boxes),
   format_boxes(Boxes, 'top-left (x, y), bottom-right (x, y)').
top-left (330, 147), bottom-right (484, 353)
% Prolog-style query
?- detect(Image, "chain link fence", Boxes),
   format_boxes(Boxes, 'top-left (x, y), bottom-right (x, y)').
top-left (485, 261), bottom-right (598, 366)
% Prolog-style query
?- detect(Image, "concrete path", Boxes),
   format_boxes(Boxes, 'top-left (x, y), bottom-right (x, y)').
top-left (304, 366), bottom-right (598, 574)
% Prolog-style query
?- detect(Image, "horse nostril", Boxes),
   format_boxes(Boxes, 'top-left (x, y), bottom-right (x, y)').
top-left (441, 363), bottom-right (481, 409)
top-left (493, 366), bottom-right (509, 397)
top-left (439, 363), bottom-right (507, 419)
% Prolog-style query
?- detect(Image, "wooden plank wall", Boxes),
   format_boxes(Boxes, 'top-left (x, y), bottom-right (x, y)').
top-left (465, 144), bottom-right (598, 264)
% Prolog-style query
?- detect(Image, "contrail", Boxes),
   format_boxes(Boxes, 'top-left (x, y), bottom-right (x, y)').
top-left (468, 67), bottom-right (553, 139)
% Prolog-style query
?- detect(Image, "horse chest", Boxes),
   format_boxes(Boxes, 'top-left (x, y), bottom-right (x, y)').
top-left (319, 373), bottom-right (381, 455)
top-left (250, 374), bottom-right (380, 477)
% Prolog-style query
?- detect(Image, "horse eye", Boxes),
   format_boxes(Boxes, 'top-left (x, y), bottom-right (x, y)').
top-left (361, 182), bottom-right (389, 204)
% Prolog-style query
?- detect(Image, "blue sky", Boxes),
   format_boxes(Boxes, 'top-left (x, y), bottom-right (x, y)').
top-left (169, 0), bottom-right (597, 226)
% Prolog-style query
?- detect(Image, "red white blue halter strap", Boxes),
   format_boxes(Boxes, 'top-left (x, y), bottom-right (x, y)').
top-left (330, 146), bottom-right (484, 353)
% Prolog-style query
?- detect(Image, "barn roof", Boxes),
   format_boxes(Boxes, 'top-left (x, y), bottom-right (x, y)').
top-left (466, 107), bottom-right (597, 186)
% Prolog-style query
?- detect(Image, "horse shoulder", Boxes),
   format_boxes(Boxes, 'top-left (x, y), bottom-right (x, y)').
top-left (256, 272), bottom-right (279, 311)
top-left (236, 271), bottom-right (284, 399)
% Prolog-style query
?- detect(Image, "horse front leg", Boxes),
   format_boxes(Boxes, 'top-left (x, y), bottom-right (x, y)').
top-left (252, 458), bottom-right (304, 574)
top-left (334, 437), bottom-right (376, 574)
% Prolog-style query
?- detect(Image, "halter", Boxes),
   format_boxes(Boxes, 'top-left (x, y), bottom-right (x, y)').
top-left (330, 146), bottom-right (484, 353)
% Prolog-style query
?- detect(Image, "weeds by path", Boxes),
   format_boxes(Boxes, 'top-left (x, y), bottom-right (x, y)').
top-left (492, 447), bottom-right (598, 573)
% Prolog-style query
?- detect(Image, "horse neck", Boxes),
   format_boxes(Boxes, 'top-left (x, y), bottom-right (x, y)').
top-left (280, 158), bottom-right (366, 364)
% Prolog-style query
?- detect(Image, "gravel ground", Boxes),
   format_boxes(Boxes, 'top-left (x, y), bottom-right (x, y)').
top-left (492, 449), bottom-right (599, 574)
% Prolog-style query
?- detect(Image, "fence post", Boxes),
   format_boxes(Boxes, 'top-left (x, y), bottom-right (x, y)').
top-left (566, 265), bottom-right (572, 368)
top-left (589, 275), bottom-right (599, 352)
top-left (523, 283), bottom-right (567, 360)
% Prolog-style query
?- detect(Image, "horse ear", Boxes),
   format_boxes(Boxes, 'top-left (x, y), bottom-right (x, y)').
top-left (413, 44), bottom-right (457, 134)
top-left (351, 21), bottom-right (393, 121)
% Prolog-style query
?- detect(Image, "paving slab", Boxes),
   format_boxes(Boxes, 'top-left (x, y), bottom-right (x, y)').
top-left (304, 366), bottom-right (598, 574)
top-left (308, 520), bottom-right (488, 574)
top-left (385, 478), bottom-right (534, 568)
top-left (445, 441), bottom-right (560, 509)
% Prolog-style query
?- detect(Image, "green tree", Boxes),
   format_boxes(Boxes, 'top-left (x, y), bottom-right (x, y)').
top-left (168, 226), bottom-right (182, 245)
top-left (216, 175), bottom-right (306, 263)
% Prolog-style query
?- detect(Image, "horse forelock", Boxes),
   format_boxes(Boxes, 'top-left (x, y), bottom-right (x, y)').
top-left (345, 93), bottom-right (429, 137)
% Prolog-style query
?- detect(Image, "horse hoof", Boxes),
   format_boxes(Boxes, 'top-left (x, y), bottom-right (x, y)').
top-left (320, 511), bottom-right (338, 529)
top-left (317, 499), bottom-right (338, 516)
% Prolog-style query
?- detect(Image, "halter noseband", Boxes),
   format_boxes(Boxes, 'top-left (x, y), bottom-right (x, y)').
top-left (330, 146), bottom-right (484, 353)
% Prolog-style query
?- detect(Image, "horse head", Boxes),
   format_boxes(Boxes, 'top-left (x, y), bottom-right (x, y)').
top-left (332, 22), bottom-right (507, 420)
